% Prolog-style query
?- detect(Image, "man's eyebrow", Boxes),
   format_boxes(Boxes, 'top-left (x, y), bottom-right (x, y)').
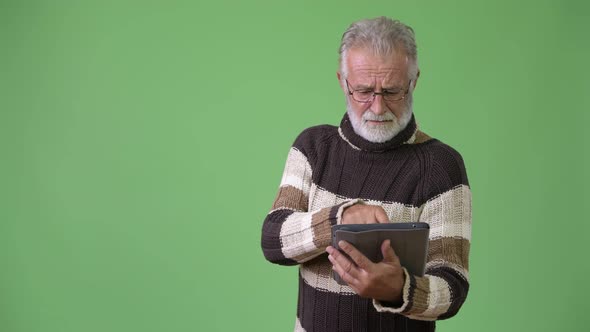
top-left (382, 84), bottom-right (403, 91)
top-left (353, 83), bottom-right (374, 90)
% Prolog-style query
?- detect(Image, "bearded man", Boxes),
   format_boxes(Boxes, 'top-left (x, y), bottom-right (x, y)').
top-left (261, 16), bottom-right (472, 332)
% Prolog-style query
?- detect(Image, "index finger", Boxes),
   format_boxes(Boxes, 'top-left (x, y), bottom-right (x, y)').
top-left (338, 240), bottom-right (372, 270)
top-left (375, 207), bottom-right (389, 223)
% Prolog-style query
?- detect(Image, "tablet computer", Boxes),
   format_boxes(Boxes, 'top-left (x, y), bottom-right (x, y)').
top-left (331, 222), bottom-right (430, 285)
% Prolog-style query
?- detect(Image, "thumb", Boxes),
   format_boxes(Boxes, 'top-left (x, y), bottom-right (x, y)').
top-left (381, 240), bottom-right (398, 263)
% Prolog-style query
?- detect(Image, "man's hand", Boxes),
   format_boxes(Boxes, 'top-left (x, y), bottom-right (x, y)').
top-left (341, 204), bottom-right (389, 224)
top-left (326, 239), bottom-right (405, 303)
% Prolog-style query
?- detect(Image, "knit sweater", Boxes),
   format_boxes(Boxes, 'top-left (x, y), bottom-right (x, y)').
top-left (261, 113), bottom-right (471, 332)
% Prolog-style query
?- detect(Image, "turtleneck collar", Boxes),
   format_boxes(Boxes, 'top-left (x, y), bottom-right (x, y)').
top-left (338, 112), bottom-right (418, 152)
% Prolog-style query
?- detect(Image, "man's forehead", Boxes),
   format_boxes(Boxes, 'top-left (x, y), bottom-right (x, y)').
top-left (345, 48), bottom-right (411, 82)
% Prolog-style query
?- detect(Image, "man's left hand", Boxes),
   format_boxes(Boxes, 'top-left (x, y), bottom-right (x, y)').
top-left (326, 239), bottom-right (405, 303)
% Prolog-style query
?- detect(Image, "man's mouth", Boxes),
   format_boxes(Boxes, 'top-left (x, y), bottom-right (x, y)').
top-left (365, 120), bottom-right (393, 125)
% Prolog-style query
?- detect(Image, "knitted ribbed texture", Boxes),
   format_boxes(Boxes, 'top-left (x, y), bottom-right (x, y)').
top-left (261, 113), bottom-right (471, 332)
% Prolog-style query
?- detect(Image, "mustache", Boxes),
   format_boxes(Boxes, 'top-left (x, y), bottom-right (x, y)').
top-left (362, 111), bottom-right (396, 122)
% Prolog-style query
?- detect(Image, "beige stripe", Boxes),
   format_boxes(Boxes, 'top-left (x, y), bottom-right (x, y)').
top-left (373, 268), bottom-right (451, 321)
top-left (308, 184), bottom-right (471, 240)
top-left (420, 185), bottom-right (472, 241)
top-left (280, 148), bottom-right (313, 195)
top-left (309, 184), bottom-right (343, 211)
top-left (309, 184), bottom-right (423, 222)
top-left (294, 317), bottom-right (306, 332)
top-left (299, 255), bottom-right (356, 295)
top-left (280, 212), bottom-right (316, 261)
top-left (428, 237), bottom-right (470, 270)
top-left (420, 275), bottom-right (452, 319)
top-left (272, 185), bottom-right (308, 211)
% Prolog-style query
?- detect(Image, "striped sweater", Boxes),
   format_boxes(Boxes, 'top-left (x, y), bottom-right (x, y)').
top-left (261, 113), bottom-right (471, 332)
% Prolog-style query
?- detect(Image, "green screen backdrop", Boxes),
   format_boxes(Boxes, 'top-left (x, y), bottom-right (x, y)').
top-left (1, 1), bottom-right (589, 331)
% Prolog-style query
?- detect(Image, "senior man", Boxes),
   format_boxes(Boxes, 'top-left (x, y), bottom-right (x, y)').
top-left (261, 17), bottom-right (471, 332)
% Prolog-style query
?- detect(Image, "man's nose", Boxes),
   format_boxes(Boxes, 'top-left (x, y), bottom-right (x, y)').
top-left (371, 94), bottom-right (387, 115)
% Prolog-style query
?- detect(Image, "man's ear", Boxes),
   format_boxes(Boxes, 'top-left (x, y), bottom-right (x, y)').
top-left (337, 71), bottom-right (345, 92)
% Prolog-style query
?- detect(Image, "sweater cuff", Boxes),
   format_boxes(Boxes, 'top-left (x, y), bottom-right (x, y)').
top-left (333, 199), bottom-right (361, 225)
top-left (372, 267), bottom-right (412, 314)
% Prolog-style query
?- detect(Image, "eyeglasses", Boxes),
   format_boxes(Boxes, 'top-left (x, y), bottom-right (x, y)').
top-left (345, 79), bottom-right (412, 103)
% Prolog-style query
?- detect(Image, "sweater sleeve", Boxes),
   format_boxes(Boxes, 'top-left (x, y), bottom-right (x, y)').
top-left (373, 144), bottom-right (472, 321)
top-left (261, 146), bottom-right (358, 266)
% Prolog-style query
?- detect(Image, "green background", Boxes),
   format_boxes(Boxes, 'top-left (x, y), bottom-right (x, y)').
top-left (2, 0), bottom-right (588, 331)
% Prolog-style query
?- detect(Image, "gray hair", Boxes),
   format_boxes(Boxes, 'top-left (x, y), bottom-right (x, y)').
top-left (339, 17), bottom-right (418, 78)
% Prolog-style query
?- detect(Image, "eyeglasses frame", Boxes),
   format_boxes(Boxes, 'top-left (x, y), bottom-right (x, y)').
top-left (345, 79), bottom-right (413, 103)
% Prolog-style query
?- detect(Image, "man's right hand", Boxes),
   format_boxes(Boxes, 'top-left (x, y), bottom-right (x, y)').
top-left (341, 204), bottom-right (389, 224)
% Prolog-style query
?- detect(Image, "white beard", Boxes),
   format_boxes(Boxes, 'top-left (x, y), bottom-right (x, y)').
top-left (346, 101), bottom-right (413, 143)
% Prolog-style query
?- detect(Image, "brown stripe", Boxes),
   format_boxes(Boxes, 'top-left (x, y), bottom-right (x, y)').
top-left (413, 130), bottom-right (432, 144)
top-left (310, 206), bottom-right (332, 248)
top-left (428, 237), bottom-right (470, 270)
top-left (271, 185), bottom-right (308, 211)
top-left (406, 275), bottom-right (431, 315)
